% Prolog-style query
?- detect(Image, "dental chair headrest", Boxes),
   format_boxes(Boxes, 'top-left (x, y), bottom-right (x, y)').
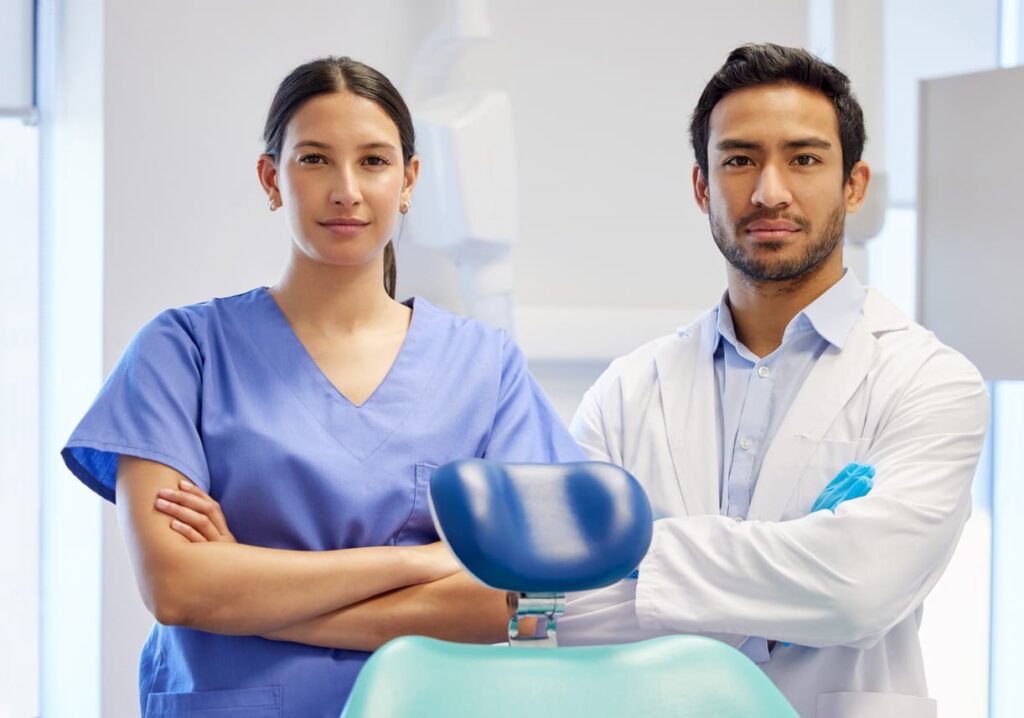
top-left (428, 460), bottom-right (653, 593)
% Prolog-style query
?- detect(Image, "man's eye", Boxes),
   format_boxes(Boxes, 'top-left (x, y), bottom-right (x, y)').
top-left (724, 156), bottom-right (753, 167)
top-left (793, 155), bottom-right (819, 166)
top-left (299, 154), bottom-right (327, 165)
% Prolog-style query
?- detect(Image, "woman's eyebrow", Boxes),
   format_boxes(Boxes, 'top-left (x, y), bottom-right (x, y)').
top-left (291, 140), bottom-right (398, 152)
top-left (358, 142), bottom-right (398, 152)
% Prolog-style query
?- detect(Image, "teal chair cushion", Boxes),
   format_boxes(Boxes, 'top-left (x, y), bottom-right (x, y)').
top-left (341, 634), bottom-right (799, 717)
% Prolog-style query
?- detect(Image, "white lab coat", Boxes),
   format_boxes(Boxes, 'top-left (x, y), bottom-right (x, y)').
top-left (559, 290), bottom-right (989, 718)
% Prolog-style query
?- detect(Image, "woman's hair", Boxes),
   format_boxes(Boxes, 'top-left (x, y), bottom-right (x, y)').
top-left (690, 43), bottom-right (866, 183)
top-left (263, 57), bottom-right (415, 299)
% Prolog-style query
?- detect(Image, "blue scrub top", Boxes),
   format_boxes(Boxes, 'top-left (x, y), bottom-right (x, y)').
top-left (62, 288), bottom-right (584, 718)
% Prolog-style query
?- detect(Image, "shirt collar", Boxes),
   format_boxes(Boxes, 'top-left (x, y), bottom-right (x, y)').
top-left (797, 269), bottom-right (867, 350)
top-left (710, 269), bottom-right (867, 356)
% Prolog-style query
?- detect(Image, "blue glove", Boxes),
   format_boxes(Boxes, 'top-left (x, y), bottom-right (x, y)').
top-left (810, 462), bottom-right (875, 513)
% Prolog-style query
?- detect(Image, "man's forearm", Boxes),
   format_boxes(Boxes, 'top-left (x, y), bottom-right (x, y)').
top-left (263, 571), bottom-right (510, 651)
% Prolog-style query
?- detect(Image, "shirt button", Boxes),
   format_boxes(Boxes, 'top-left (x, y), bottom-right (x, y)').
top-left (757, 365), bottom-right (770, 378)
top-left (740, 437), bottom-right (753, 451)
top-left (733, 515), bottom-right (744, 523)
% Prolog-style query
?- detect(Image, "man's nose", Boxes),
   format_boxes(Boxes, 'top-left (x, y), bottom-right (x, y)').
top-left (750, 164), bottom-right (792, 209)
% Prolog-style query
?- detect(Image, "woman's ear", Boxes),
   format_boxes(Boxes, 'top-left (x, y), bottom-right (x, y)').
top-left (401, 155), bottom-right (420, 209)
top-left (257, 154), bottom-right (280, 209)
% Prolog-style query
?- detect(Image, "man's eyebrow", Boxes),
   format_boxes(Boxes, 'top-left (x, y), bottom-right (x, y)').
top-left (715, 139), bottom-right (762, 152)
top-left (784, 137), bottom-right (832, 150)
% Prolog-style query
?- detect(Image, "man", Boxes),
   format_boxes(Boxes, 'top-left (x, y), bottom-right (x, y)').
top-left (559, 44), bottom-right (988, 718)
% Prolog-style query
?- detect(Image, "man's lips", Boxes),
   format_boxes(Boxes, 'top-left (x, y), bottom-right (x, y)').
top-left (744, 220), bottom-right (801, 240)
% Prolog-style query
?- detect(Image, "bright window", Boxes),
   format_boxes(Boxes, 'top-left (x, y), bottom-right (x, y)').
top-left (0, 118), bottom-right (41, 718)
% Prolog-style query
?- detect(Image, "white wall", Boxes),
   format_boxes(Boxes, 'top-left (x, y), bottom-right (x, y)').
top-left (883, 0), bottom-right (999, 205)
top-left (456, 1), bottom-right (806, 315)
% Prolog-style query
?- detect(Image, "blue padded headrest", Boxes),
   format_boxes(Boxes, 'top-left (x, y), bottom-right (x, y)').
top-left (428, 460), bottom-right (653, 593)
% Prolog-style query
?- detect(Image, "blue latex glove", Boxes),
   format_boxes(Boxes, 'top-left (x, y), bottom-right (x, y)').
top-left (810, 462), bottom-right (875, 513)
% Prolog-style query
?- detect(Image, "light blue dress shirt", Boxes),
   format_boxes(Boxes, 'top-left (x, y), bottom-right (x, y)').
top-left (712, 270), bottom-right (867, 662)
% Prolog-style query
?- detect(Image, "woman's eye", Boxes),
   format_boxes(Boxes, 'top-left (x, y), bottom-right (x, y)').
top-left (298, 154), bottom-right (327, 165)
top-left (793, 155), bottom-right (819, 167)
top-left (364, 156), bottom-right (390, 167)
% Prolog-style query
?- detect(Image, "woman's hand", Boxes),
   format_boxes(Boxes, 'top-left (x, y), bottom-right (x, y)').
top-left (154, 479), bottom-right (237, 544)
top-left (412, 541), bottom-right (462, 583)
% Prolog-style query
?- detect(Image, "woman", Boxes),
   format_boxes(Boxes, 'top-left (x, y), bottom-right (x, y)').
top-left (62, 56), bottom-right (583, 718)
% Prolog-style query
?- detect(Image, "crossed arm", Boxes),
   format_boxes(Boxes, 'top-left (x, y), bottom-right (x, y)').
top-left (117, 456), bottom-right (509, 649)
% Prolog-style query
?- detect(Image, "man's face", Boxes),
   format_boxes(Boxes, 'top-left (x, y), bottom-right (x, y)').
top-left (693, 83), bottom-right (868, 284)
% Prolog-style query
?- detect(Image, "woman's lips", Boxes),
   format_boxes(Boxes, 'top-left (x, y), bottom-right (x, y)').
top-left (320, 219), bottom-right (370, 237)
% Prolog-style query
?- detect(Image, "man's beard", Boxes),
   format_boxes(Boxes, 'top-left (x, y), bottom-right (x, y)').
top-left (710, 203), bottom-right (845, 283)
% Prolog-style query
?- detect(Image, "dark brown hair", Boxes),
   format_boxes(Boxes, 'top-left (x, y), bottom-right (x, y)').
top-left (263, 57), bottom-right (415, 298)
top-left (690, 43), bottom-right (866, 182)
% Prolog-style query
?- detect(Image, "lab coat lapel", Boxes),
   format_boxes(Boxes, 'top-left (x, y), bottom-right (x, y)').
top-left (748, 317), bottom-right (880, 521)
top-left (654, 313), bottom-right (720, 516)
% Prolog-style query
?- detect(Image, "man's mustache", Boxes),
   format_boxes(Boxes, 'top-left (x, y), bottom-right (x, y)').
top-left (735, 209), bottom-right (811, 233)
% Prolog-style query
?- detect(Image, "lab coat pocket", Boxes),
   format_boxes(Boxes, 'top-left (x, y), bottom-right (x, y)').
top-left (816, 690), bottom-right (936, 717)
top-left (792, 437), bottom-right (872, 516)
top-left (144, 685), bottom-right (282, 717)
top-left (394, 462), bottom-right (439, 546)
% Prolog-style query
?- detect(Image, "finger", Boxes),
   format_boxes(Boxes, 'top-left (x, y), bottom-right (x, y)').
top-left (848, 476), bottom-right (872, 499)
top-left (176, 481), bottom-right (232, 537)
top-left (159, 487), bottom-right (231, 538)
top-left (169, 518), bottom-right (208, 544)
top-left (155, 497), bottom-right (221, 542)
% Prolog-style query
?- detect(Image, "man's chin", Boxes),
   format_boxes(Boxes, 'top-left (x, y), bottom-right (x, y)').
top-left (733, 256), bottom-right (821, 284)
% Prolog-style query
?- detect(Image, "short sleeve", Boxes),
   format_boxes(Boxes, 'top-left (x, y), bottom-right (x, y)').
top-left (482, 336), bottom-right (586, 463)
top-left (61, 309), bottom-right (210, 503)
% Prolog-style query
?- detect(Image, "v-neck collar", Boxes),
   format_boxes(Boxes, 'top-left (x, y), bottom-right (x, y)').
top-left (239, 288), bottom-right (440, 463)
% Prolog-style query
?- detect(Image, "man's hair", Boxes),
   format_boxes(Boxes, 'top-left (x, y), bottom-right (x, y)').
top-left (689, 43), bottom-right (866, 182)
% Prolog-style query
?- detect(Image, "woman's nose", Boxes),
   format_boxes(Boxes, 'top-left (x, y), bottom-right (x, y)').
top-left (330, 167), bottom-right (362, 208)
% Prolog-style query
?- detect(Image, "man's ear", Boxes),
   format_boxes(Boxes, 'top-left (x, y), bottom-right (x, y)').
top-left (693, 164), bottom-right (711, 215)
top-left (844, 160), bottom-right (871, 213)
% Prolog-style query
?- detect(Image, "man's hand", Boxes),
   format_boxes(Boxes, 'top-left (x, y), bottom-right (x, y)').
top-left (811, 463), bottom-right (875, 514)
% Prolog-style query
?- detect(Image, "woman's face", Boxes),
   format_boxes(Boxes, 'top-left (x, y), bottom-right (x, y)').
top-left (260, 91), bottom-right (418, 271)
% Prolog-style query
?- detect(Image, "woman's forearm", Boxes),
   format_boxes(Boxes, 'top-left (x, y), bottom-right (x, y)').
top-left (148, 541), bottom-right (450, 635)
top-left (117, 456), bottom-right (456, 635)
top-left (263, 572), bottom-right (510, 651)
